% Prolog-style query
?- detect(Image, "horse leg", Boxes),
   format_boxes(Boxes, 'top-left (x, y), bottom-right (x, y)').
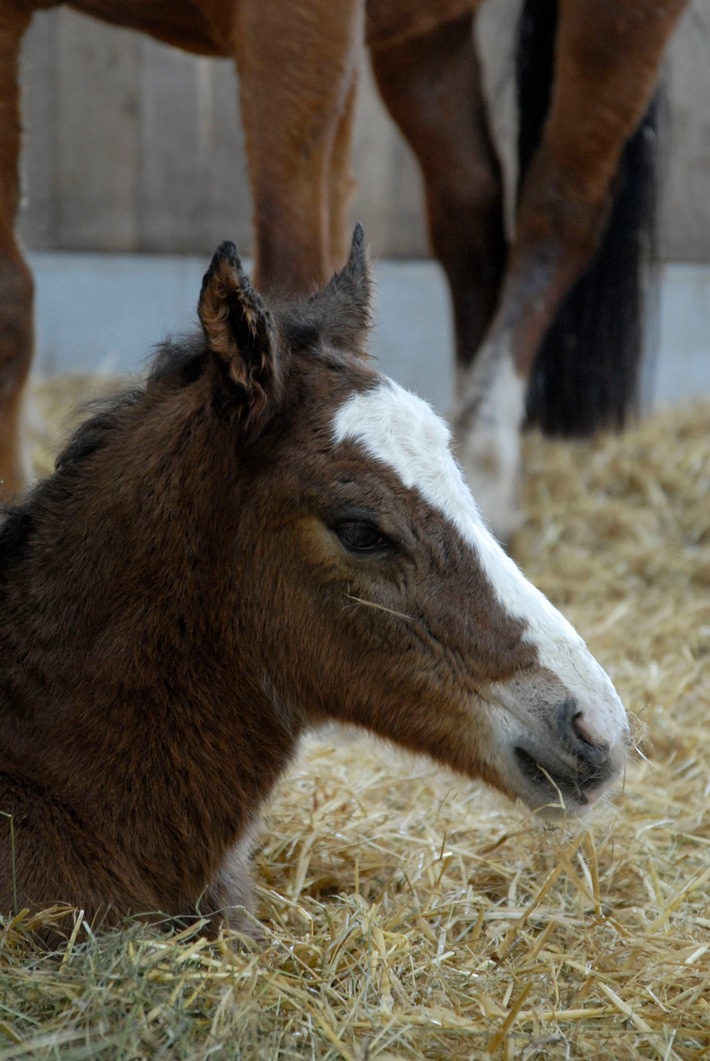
top-left (370, 11), bottom-right (505, 383)
top-left (455, 0), bottom-right (688, 541)
top-left (0, 8), bottom-right (34, 499)
top-left (234, 0), bottom-right (364, 293)
top-left (200, 831), bottom-right (261, 941)
top-left (327, 72), bottom-right (359, 275)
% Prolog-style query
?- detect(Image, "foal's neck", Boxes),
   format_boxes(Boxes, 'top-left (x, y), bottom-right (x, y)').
top-left (0, 380), bottom-right (299, 881)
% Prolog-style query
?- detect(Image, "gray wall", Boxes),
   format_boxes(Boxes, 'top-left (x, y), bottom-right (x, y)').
top-left (17, 0), bottom-right (710, 262)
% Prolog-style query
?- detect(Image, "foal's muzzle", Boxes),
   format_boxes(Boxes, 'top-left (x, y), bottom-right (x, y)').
top-left (510, 697), bottom-right (629, 813)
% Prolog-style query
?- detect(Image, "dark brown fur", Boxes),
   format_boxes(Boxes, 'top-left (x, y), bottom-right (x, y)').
top-left (0, 232), bottom-right (525, 941)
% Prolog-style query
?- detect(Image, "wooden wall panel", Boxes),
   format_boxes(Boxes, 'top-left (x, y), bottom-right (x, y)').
top-left (55, 11), bottom-right (140, 249)
top-left (16, 2), bottom-right (710, 261)
top-left (135, 44), bottom-right (252, 252)
top-left (657, 1), bottom-right (710, 262)
top-left (17, 7), bottom-right (428, 259)
top-left (18, 10), bottom-right (57, 250)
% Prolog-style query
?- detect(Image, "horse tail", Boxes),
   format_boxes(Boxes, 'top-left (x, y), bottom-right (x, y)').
top-left (515, 0), bottom-right (660, 437)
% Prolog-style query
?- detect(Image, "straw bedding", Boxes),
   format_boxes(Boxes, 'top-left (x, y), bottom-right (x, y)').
top-left (1, 377), bottom-right (708, 1060)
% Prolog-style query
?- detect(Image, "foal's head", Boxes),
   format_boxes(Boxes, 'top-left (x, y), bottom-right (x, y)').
top-left (194, 225), bottom-right (629, 816)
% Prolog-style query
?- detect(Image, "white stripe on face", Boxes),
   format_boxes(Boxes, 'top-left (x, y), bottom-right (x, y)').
top-left (333, 379), bottom-right (628, 747)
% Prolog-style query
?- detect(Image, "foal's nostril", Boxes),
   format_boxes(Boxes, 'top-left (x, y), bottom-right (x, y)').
top-left (572, 712), bottom-right (600, 748)
top-left (557, 699), bottom-right (609, 765)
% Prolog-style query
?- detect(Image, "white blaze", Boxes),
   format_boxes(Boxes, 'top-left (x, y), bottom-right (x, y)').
top-left (333, 379), bottom-right (628, 747)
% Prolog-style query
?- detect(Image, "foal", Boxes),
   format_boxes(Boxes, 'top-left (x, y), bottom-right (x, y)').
top-left (0, 228), bottom-right (629, 941)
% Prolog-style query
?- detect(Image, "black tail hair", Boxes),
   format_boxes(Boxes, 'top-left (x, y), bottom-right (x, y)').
top-left (516, 0), bottom-right (660, 436)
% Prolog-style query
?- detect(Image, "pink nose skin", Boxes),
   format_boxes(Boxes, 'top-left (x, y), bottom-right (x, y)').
top-left (571, 710), bottom-right (609, 752)
top-left (557, 699), bottom-right (611, 766)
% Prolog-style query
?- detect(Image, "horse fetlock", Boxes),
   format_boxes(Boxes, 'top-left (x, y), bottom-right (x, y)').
top-left (455, 420), bottom-right (522, 544)
top-left (453, 354), bottom-right (527, 542)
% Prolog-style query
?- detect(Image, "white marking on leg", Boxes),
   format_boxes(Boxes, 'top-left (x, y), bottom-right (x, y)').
top-left (334, 379), bottom-right (628, 748)
top-left (204, 828), bottom-right (260, 936)
top-left (454, 346), bottom-right (526, 543)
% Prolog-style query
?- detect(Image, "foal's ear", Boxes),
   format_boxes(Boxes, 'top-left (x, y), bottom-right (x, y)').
top-left (313, 224), bottom-right (373, 351)
top-left (198, 242), bottom-right (278, 422)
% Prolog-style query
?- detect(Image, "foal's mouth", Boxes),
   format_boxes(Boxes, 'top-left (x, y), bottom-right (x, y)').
top-left (513, 745), bottom-right (617, 810)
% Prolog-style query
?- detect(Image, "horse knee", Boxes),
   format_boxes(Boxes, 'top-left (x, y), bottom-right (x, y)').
top-left (503, 160), bottom-right (612, 379)
top-left (429, 168), bottom-right (504, 276)
top-left (426, 170), bottom-right (506, 369)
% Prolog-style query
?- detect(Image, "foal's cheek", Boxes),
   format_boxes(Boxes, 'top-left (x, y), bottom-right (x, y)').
top-left (272, 519), bottom-right (474, 687)
top-left (283, 517), bottom-right (346, 581)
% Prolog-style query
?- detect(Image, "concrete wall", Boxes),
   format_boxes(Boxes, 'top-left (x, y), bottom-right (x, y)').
top-left (17, 0), bottom-right (710, 262)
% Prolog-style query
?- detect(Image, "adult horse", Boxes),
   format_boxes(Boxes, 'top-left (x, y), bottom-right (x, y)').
top-left (0, 0), bottom-right (688, 536)
top-left (0, 228), bottom-right (630, 942)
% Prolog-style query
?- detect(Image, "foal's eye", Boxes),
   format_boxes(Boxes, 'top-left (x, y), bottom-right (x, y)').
top-left (335, 521), bottom-right (392, 555)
